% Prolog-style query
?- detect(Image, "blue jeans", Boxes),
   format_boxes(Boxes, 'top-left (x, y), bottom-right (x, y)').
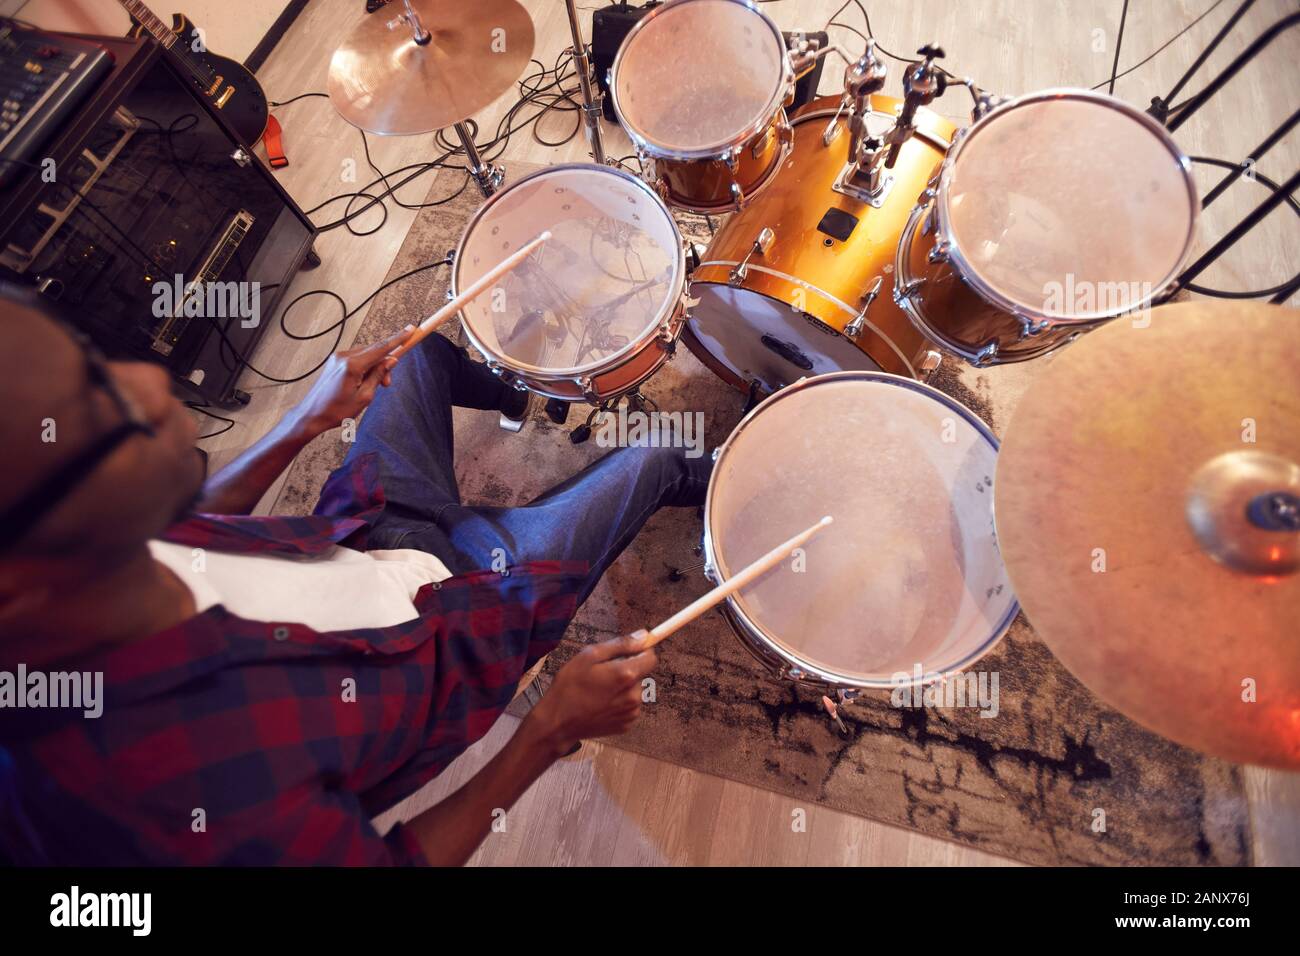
top-left (346, 333), bottom-right (712, 607)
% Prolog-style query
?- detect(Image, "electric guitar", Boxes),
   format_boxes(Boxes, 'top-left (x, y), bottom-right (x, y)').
top-left (117, 0), bottom-right (269, 146)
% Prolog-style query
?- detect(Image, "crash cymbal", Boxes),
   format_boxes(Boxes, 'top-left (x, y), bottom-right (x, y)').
top-left (994, 300), bottom-right (1300, 768)
top-left (327, 0), bottom-right (535, 135)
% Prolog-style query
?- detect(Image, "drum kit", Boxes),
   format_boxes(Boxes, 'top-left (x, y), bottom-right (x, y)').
top-left (325, 0), bottom-right (1298, 767)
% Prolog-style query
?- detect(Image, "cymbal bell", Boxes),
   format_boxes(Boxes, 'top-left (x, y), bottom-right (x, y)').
top-left (327, 0), bottom-right (536, 135)
top-left (994, 299), bottom-right (1300, 768)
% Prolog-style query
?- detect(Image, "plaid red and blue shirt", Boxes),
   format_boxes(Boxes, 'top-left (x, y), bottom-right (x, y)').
top-left (0, 453), bottom-right (585, 866)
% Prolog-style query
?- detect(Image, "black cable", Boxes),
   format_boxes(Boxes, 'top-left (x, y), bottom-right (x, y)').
top-left (204, 258), bottom-right (453, 386)
top-left (1092, 0), bottom-right (1228, 91)
top-left (186, 402), bottom-right (237, 440)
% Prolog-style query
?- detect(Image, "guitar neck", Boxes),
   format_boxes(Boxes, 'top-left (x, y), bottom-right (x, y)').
top-left (118, 0), bottom-right (220, 89)
top-left (117, 0), bottom-right (177, 49)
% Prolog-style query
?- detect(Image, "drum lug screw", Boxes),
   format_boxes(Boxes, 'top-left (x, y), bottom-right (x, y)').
top-left (927, 240), bottom-right (950, 264)
top-left (845, 276), bottom-right (883, 340)
top-left (974, 342), bottom-right (999, 365)
top-left (729, 227), bottom-right (775, 284)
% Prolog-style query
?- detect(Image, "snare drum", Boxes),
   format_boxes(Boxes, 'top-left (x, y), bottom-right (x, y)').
top-left (452, 163), bottom-right (687, 404)
top-left (704, 371), bottom-right (1018, 692)
top-left (610, 0), bottom-right (794, 214)
top-left (686, 95), bottom-right (953, 392)
top-left (896, 89), bottom-right (1199, 365)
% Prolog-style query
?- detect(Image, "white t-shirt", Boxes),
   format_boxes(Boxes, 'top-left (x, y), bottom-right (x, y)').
top-left (148, 540), bottom-right (453, 632)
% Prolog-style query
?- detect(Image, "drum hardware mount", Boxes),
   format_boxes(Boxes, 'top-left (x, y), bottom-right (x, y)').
top-left (453, 121), bottom-right (505, 197)
top-left (844, 276), bottom-right (884, 340)
top-left (833, 157), bottom-right (895, 207)
top-left (884, 45), bottom-right (948, 170)
top-left (834, 37), bottom-right (892, 204)
top-left (386, 0), bottom-right (432, 44)
top-left (564, 0), bottom-right (608, 164)
top-left (567, 388), bottom-right (659, 445)
top-left (729, 227), bottom-right (776, 285)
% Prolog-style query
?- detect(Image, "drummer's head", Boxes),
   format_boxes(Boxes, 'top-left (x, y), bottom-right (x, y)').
top-left (0, 287), bottom-right (204, 640)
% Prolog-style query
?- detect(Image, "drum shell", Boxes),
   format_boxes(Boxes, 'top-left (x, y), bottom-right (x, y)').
top-left (896, 197), bottom-right (1097, 364)
top-left (895, 87), bottom-right (1198, 366)
top-left (688, 94), bottom-right (954, 386)
top-left (701, 370), bottom-right (1017, 692)
top-left (651, 108), bottom-right (792, 213)
top-left (485, 300), bottom-right (686, 403)
top-left (451, 162), bottom-right (688, 405)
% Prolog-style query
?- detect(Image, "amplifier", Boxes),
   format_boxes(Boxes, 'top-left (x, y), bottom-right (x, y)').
top-left (591, 3), bottom-right (829, 122)
top-left (0, 32), bottom-right (318, 408)
top-left (0, 21), bottom-right (113, 188)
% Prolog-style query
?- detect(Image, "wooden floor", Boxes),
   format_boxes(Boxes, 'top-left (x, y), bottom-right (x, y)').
top-left (213, 0), bottom-right (1300, 865)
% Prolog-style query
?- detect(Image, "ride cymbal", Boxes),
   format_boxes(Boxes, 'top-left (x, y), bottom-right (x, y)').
top-left (327, 0), bottom-right (535, 134)
top-left (994, 300), bottom-right (1300, 767)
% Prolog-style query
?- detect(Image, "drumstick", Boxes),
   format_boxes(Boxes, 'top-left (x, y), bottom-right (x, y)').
top-left (636, 516), bottom-right (834, 650)
top-left (388, 230), bottom-right (552, 360)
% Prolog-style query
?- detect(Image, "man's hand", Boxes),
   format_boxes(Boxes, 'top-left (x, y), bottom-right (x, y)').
top-left (528, 634), bottom-right (657, 756)
top-left (288, 325), bottom-right (414, 438)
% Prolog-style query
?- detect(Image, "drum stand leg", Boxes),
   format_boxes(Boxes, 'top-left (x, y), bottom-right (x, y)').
top-left (453, 121), bottom-right (504, 197)
top-left (564, 0), bottom-right (607, 165)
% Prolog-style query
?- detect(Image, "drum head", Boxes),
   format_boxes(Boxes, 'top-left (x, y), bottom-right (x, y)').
top-left (942, 91), bottom-right (1196, 320)
top-left (612, 0), bottom-right (786, 156)
top-left (454, 165), bottom-right (682, 377)
top-left (706, 373), bottom-right (1017, 686)
top-left (688, 283), bottom-right (884, 392)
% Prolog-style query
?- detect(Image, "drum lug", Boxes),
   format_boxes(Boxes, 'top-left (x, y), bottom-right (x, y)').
top-left (703, 560), bottom-right (719, 585)
top-left (845, 276), bottom-right (884, 340)
top-left (724, 147), bottom-right (740, 173)
top-left (657, 321), bottom-right (678, 353)
top-left (822, 97), bottom-right (848, 146)
top-left (920, 349), bottom-right (943, 373)
top-left (730, 181), bottom-right (745, 207)
top-left (577, 376), bottom-right (599, 404)
top-left (729, 227), bottom-right (775, 285)
top-left (922, 205), bottom-right (938, 237)
top-left (974, 341), bottom-right (999, 365)
top-left (750, 125), bottom-right (777, 161)
top-left (1016, 314), bottom-right (1051, 339)
top-left (710, 446), bottom-right (722, 463)
top-left (894, 277), bottom-right (926, 305)
top-left (785, 664), bottom-right (806, 681)
top-left (927, 240), bottom-right (950, 264)
top-left (487, 361), bottom-right (521, 391)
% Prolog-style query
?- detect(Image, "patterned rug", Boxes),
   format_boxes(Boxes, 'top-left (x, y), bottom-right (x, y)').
top-left (271, 162), bottom-right (1250, 866)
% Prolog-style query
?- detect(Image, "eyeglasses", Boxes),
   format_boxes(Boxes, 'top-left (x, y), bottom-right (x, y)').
top-left (0, 323), bottom-right (157, 552)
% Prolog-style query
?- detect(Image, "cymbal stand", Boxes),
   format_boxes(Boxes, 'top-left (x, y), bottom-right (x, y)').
top-left (565, 0), bottom-right (607, 164)
top-left (453, 122), bottom-right (505, 197)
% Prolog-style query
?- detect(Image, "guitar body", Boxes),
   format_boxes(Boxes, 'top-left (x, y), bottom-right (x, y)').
top-left (128, 11), bottom-right (269, 146)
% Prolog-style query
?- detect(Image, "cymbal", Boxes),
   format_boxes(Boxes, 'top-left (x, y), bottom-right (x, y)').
top-left (994, 300), bottom-right (1300, 768)
top-left (327, 0), bottom-right (535, 135)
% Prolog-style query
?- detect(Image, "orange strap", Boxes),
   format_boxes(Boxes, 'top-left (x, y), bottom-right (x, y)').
top-left (264, 114), bottom-right (289, 169)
